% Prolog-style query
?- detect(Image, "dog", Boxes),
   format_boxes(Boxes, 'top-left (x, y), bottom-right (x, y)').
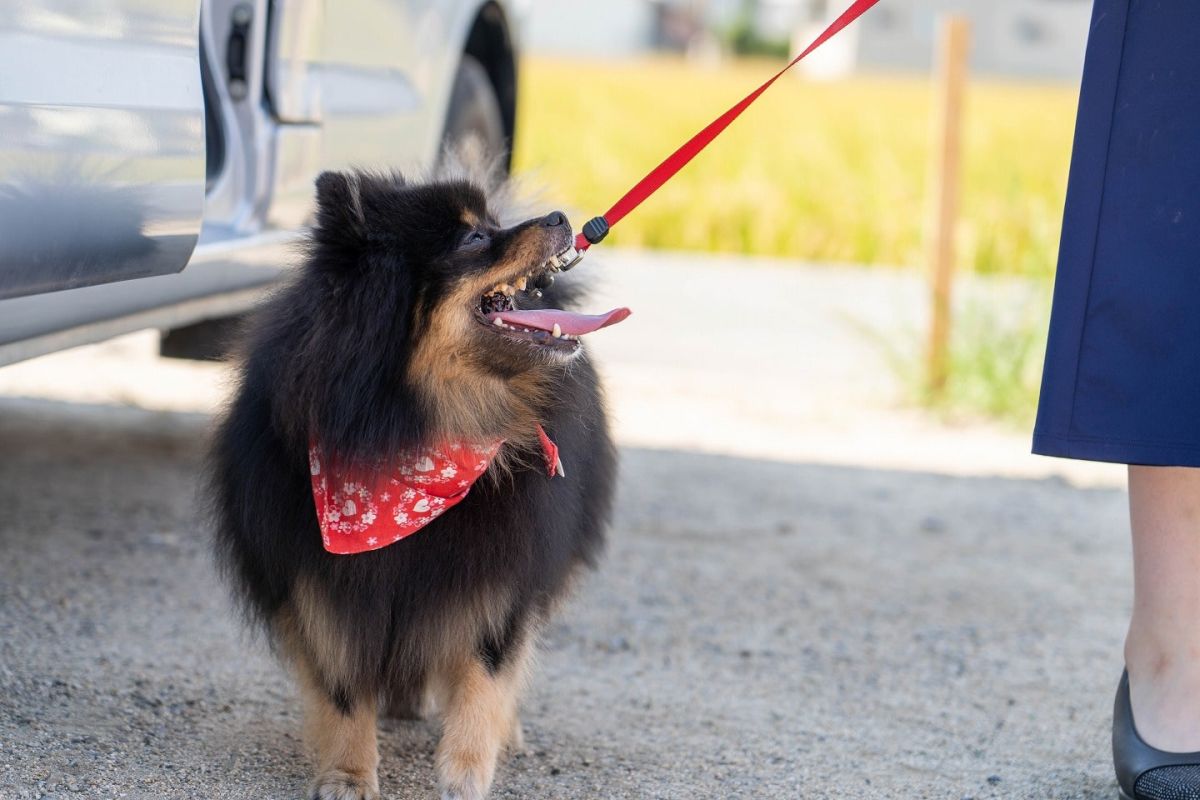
top-left (208, 170), bottom-right (628, 799)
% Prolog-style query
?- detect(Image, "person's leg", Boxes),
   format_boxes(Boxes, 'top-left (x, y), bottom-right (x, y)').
top-left (1124, 465), bottom-right (1200, 752)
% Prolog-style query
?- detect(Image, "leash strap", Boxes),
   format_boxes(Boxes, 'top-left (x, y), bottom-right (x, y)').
top-left (574, 0), bottom-right (883, 253)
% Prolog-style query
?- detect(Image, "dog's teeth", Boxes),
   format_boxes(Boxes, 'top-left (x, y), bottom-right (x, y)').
top-left (493, 317), bottom-right (505, 327)
top-left (551, 323), bottom-right (562, 338)
top-left (515, 276), bottom-right (527, 291)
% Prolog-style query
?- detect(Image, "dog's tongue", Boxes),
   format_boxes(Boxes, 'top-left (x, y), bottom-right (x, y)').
top-left (486, 307), bottom-right (631, 336)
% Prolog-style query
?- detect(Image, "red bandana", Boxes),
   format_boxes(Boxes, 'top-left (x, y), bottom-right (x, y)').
top-left (309, 426), bottom-right (563, 555)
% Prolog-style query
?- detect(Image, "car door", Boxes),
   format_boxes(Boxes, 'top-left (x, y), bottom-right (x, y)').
top-left (266, 0), bottom-right (477, 177)
top-left (0, 0), bottom-right (207, 300)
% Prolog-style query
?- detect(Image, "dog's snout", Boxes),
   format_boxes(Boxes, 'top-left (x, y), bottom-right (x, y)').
top-left (542, 211), bottom-right (568, 228)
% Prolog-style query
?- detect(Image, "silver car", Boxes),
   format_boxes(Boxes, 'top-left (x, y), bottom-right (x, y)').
top-left (0, 0), bottom-right (520, 365)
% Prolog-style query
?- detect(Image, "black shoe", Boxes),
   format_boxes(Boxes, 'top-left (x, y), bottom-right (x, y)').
top-left (1113, 670), bottom-right (1200, 800)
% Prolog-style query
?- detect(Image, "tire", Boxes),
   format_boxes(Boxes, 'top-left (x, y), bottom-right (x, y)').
top-left (441, 54), bottom-right (508, 174)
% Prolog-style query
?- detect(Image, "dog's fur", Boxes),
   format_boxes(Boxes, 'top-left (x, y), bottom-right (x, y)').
top-left (208, 171), bottom-right (616, 799)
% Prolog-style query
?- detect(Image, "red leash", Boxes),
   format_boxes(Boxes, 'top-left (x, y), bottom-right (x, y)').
top-left (569, 0), bottom-right (883, 256)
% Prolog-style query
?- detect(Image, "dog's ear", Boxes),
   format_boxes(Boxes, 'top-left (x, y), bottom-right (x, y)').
top-left (314, 171), bottom-right (366, 242)
top-left (311, 171), bottom-right (409, 257)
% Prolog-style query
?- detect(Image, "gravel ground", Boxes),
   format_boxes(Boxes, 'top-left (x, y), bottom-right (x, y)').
top-left (0, 253), bottom-right (1130, 799)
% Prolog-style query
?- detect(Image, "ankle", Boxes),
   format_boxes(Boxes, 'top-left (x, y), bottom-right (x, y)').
top-left (1122, 626), bottom-right (1200, 752)
top-left (1125, 621), bottom-right (1200, 678)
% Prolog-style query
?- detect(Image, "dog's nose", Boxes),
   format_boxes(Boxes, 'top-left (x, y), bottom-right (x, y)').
top-left (542, 211), bottom-right (568, 228)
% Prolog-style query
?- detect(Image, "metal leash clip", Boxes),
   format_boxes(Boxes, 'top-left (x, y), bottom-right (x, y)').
top-left (548, 246), bottom-right (583, 272)
top-left (556, 216), bottom-right (610, 271)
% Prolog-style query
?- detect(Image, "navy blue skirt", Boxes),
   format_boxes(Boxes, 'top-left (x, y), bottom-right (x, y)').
top-left (1033, 0), bottom-right (1200, 467)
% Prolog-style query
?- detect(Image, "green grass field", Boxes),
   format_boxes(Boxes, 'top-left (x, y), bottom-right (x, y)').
top-left (514, 57), bottom-right (1079, 276)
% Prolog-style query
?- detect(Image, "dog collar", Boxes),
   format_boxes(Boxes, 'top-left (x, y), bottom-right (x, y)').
top-left (309, 426), bottom-right (563, 555)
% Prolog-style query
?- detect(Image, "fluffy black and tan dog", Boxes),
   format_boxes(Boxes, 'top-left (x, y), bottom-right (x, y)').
top-left (209, 171), bottom-right (627, 799)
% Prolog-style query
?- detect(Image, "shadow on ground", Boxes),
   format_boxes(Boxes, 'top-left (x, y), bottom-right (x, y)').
top-left (0, 398), bottom-right (1126, 799)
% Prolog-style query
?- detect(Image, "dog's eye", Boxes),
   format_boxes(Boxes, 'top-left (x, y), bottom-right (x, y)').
top-left (460, 230), bottom-right (489, 249)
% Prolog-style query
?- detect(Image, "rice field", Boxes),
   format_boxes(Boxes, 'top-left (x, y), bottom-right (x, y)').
top-left (513, 56), bottom-right (1079, 276)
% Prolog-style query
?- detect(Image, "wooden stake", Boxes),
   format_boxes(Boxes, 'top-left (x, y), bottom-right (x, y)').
top-left (926, 15), bottom-right (970, 396)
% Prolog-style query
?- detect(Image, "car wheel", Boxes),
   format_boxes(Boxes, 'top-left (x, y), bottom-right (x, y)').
top-left (442, 54), bottom-right (508, 174)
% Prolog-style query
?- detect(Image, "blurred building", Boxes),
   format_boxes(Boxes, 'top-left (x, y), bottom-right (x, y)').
top-left (519, 0), bottom-right (1092, 81)
top-left (519, 0), bottom-right (806, 57)
top-left (797, 0), bottom-right (1092, 81)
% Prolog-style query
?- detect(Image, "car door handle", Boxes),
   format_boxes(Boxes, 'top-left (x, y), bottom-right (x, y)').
top-left (226, 3), bottom-right (253, 101)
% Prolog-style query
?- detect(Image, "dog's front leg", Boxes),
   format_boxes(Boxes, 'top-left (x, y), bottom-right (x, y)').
top-left (436, 643), bottom-right (531, 800)
top-left (296, 658), bottom-right (380, 800)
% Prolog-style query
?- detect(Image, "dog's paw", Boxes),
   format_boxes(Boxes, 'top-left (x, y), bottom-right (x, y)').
top-left (437, 752), bottom-right (495, 800)
top-left (438, 762), bottom-right (493, 800)
top-left (309, 770), bottom-right (380, 800)
top-left (505, 717), bottom-right (526, 756)
top-left (440, 784), bottom-right (486, 800)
